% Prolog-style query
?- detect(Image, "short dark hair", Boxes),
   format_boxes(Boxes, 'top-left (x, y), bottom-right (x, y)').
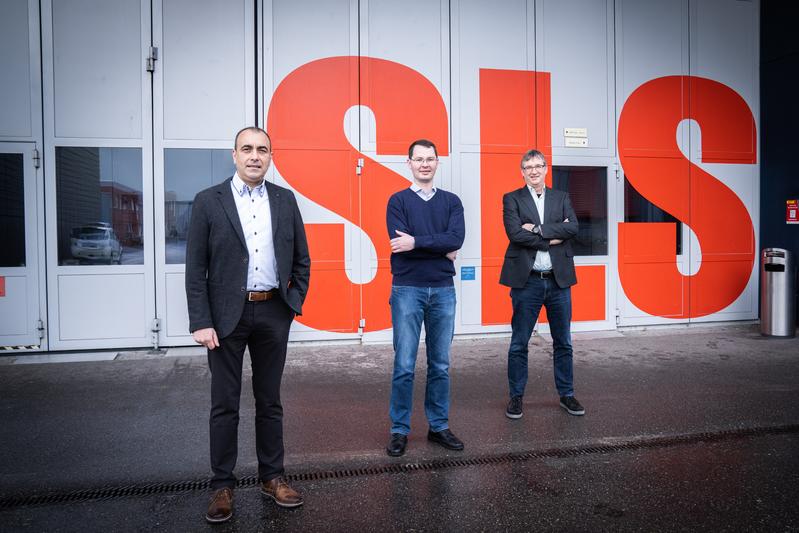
top-left (520, 149), bottom-right (546, 168)
top-left (408, 139), bottom-right (438, 159)
top-left (234, 126), bottom-right (271, 150)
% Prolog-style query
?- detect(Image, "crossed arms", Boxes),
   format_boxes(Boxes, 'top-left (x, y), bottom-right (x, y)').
top-left (502, 191), bottom-right (578, 249)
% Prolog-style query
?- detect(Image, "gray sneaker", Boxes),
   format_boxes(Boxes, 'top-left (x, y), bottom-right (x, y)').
top-left (559, 395), bottom-right (585, 416)
top-left (505, 396), bottom-right (523, 419)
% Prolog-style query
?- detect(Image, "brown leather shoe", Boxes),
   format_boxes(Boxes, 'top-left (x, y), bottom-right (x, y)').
top-left (260, 476), bottom-right (303, 508)
top-left (205, 487), bottom-right (233, 523)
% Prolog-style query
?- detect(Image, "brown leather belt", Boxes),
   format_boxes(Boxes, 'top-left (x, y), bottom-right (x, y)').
top-left (247, 289), bottom-right (278, 302)
top-left (532, 270), bottom-right (553, 279)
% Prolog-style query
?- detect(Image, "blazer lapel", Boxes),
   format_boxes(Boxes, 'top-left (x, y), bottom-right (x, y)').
top-left (517, 186), bottom-right (542, 225)
top-left (266, 181), bottom-right (280, 238)
top-left (217, 178), bottom-right (247, 249)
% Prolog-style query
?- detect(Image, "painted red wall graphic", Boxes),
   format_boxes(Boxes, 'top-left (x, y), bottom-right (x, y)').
top-left (269, 58), bottom-right (756, 332)
top-left (618, 76), bottom-right (756, 318)
top-left (268, 56), bottom-right (448, 332)
top-left (479, 68), bottom-right (605, 326)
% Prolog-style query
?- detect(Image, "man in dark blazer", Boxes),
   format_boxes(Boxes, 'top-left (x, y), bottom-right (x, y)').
top-left (499, 149), bottom-right (585, 421)
top-left (185, 127), bottom-right (310, 523)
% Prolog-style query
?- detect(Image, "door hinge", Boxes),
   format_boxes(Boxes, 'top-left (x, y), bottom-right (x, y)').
top-left (32, 148), bottom-right (40, 169)
top-left (36, 319), bottom-right (45, 340)
top-left (356, 158), bottom-right (364, 175)
top-left (614, 308), bottom-right (621, 326)
top-left (614, 166), bottom-right (621, 182)
top-left (146, 46), bottom-right (159, 73)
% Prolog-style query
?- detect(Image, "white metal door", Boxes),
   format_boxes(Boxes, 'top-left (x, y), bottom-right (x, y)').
top-left (0, 143), bottom-right (43, 348)
top-left (41, 0), bottom-right (156, 350)
top-left (152, 0), bottom-right (256, 347)
top-left (614, 0), bottom-right (693, 327)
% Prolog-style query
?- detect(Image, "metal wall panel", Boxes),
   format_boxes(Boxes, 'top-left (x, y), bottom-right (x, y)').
top-left (161, 0), bottom-right (251, 141)
top-left (51, 0), bottom-right (143, 139)
top-left (540, 0), bottom-right (614, 156)
top-left (0, 0), bottom-right (33, 139)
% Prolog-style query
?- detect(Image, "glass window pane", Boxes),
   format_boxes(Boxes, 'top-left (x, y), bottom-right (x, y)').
top-left (56, 147), bottom-right (144, 265)
top-left (164, 149), bottom-right (234, 264)
top-left (0, 153), bottom-right (26, 267)
top-left (623, 177), bottom-right (682, 255)
top-left (552, 166), bottom-right (608, 256)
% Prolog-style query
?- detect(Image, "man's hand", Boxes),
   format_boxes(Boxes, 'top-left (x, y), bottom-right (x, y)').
top-left (446, 250), bottom-right (458, 262)
top-left (193, 327), bottom-right (219, 350)
top-left (521, 223), bottom-right (535, 232)
top-left (390, 230), bottom-right (416, 253)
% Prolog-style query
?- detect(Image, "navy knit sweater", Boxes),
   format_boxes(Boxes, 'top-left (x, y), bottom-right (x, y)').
top-left (386, 188), bottom-right (466, 287)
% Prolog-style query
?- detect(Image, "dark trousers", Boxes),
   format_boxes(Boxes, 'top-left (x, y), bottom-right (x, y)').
top-left (507, 275), bottom-right (574, 398)
top-left (207, 298), bottom-right (294, 489)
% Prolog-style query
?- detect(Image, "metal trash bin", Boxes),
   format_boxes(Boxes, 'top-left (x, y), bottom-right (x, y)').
top-left (760, 248), bottom-right (796, 337)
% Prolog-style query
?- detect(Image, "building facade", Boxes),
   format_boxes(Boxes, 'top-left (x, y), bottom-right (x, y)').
top-left (0, 0), bottom-right (760, 351)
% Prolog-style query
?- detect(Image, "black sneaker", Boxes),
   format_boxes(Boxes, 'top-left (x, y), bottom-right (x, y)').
top-left (559, 396), bottom-right (585, 416)
top-left (505, 396), bottom-right (523, 419)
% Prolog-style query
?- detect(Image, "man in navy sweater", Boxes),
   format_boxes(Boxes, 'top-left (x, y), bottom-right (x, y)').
top-left (385, 139), bottom-right (466, 457)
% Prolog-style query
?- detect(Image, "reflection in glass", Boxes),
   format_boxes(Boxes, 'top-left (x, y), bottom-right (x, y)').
top-left (552, 167), bottom-right (608, 256)
top-left (624, 177), bottom-right (682, 255)
top-left (56, 147), bottom-right (144, 265)
top-left (0, 154), bottom-right (26, 267)
top-left (164, 149), bottom-right (234, 264)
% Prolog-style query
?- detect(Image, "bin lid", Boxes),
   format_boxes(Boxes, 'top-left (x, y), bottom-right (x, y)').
top-left (762, 248), bottom-right (790, 258)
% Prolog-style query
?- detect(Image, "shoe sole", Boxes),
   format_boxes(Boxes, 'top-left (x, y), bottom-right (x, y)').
top-left (386, 448), bottom-right (405, 457)
top-left (559, 402), bottom-right (585, 416)
top-left (505, 411), bottom-right (523, 419)
top-left (260, 489), bottom-right (304, 508)
top-left (205, 513), bottom-right (232, 524)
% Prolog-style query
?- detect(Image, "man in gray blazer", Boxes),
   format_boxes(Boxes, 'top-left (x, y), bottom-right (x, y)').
top-left (185, 127), bottom-right (310, 523)
top-left (499, 149), bottom-right (585, 420)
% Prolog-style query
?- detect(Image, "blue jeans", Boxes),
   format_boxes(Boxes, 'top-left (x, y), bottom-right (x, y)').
top-left (508, 275), bottom-right (574, 398)
top-left (389, 285), bottom-right (456, 435)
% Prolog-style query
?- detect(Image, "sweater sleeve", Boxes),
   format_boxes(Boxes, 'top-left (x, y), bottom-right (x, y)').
top-left (413, 193), bottom-right (466, 253)
top-left (386, 193), bottom-right (408, 239)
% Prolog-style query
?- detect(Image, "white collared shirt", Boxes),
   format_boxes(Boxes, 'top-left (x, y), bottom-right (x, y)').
top-left (231, 173), bottom-right (278, 291)
top-left (410, 183), bottom-right (437, 201)
top-left (528, 185), bottom-right (553, 272)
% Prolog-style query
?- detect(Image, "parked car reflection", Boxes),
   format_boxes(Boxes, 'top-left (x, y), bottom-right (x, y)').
top-left (70, 223), bottom-right (122, 264)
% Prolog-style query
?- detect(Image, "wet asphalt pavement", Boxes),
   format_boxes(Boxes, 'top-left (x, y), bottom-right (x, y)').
top-left (0, 324), bottom-right (797, 532)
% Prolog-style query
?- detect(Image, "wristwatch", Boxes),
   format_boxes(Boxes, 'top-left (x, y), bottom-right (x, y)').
top-left (532, 224), bottom-right (541, 235)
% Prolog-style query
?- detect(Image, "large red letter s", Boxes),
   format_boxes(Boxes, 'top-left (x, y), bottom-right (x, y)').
top-left (618, 76), bottom-right (756, 318)
top-left (267, 57), bottom-right (448, 332)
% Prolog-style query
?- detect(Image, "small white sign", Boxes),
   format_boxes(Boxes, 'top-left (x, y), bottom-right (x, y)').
top-left (565, 137), bottom-right (588, 147)
top-left (564, 127), bottom-right (588, 138)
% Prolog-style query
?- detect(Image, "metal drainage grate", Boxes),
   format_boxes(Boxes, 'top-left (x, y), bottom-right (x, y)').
top-left (1, 423), bottom-right (796, 510)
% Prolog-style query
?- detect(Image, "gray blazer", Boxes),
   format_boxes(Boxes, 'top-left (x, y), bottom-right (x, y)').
top-left (499, 186), bottom-right (579, 289)
top-left (185, 178), bottom-right (311, 338)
